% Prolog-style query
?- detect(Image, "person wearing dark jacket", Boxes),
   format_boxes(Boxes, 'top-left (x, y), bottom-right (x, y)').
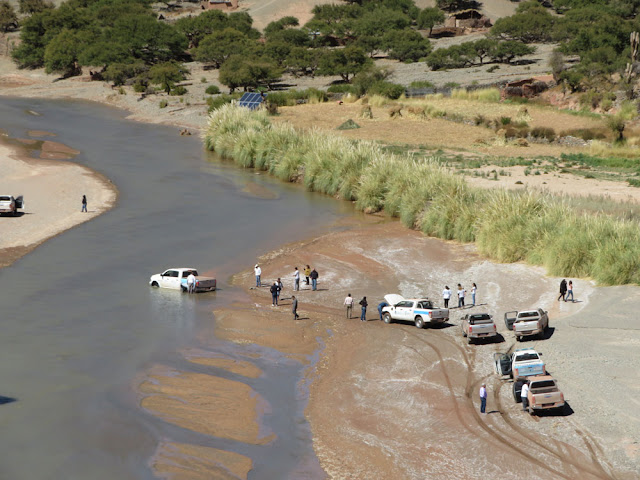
top-left (270, 282), bottom-right (279, 306)
top-left (310, 268), bottom-right (319, 291)
top-left (377, 301), bottom-right (389, 321)
top-left (558, 279), bottom-right (567, 301)
top-left (292, 295), bottom-right (299, 320)
top-left (359, 296), bottom-right (368, 322)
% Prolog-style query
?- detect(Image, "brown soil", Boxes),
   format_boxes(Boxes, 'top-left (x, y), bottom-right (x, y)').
top-left (152, 442), bottom-right (252, 480)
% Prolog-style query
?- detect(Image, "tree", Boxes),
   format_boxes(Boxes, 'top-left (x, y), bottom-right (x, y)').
top-left (194, 28), bottom-right (252, 68)
top-left (471, 38), bottom-right (498, 64)
top-left (148, 61), bottom-right (188, 94)
top-left (490, 40), bottom-right (535, 63)
top-left (417, 7), bottom-right (445, 36)
top-left (436, 0), bottom-right (480, 12)
top-left (18, 0), bottom-right (53, 15)
top-left (43, 29), bottom-right (83, 76)
top-left (0, 1), bottom-right (18, 32)
top-left (606, 101), bottom-right (637, 142)
top-left (285, 47), bottom-right (321, 77)
top-left (352, 7), bottom-right (410, 38)
top-left (549, 50), bottom-right (565, 82)
top-left (317, 46), bottom-right (371, 82)
top-left (218, 54), bottom-right (281, 92)
top-left (383, 29), bottom-right (431, 62)
top-left (491, 7), bottom-right (554, 43)
top-left (264, 16), bottom-right (299, 37)
top-left (351, 65), bottom-right (393, 96)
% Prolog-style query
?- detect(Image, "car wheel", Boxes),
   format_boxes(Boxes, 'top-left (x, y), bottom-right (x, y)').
top-left (414, 316), bottom-right (425, 329)
top-left (151, 282), bottom-right (159, 288)
top-left (181, 286), bottom-right (187, 293)
top-left (383, 313), bottom-right (392, 324)
top-left (468, 337), bottom-right (473, 345)
top-left (513, 380), bottom-right (524, 403)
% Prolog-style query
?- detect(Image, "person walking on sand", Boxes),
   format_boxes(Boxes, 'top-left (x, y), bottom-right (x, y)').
top-left (479, 383), bottom-right (488, 414)
top-left (310, 268), bottom-right (319, 291)
top-left (521, 380), bottom-right (530, 412)
top-left (81, 195), bottom-right (87, 213)
top-left (344, 293), bottom-right (354, 318)
top-left (457, 284), bottom-right (466, 308)
top-left (565, 280), bottom-right (574, 302)
top-left (471, 283), bottom-right (477, 306)
top-left (293, 267), bottom-right (300, 291)
top-left (304, 265), bottom-right (311, 285)
top-left (254, 264), bottom-right (262, 287)
top-left (187, 271), bottom-right (196, 294)
top-left (378, 300), bottom-right (389, 321)
top-left (359, 296), bottom-right (368, 322)
top-left (270, 281), bottom-right (279, 306)
top-left (443, 286), bottom-right (451, 308)
top-left (276, 278), bottom-right (283, 302)
top-left (292, 295), bottom-right (299, 320)
top-left (558, 279), bottom-right (567, 301)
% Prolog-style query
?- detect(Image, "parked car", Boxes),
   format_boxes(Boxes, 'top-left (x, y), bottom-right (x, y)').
top-left (460, 313), bottom-right (497, 344)
top-left (504, 309), bottom-right (549, 340)
top-left (525, 375), bottom-right (565, 414)
top-left (381, 294), bottom-right (449, 329)
top-left (494, 348), bottom-right (546, 380)
top-left (0, 195), bottom-right (24, 216)
top-left (149, 268), bottom-right (216, 292)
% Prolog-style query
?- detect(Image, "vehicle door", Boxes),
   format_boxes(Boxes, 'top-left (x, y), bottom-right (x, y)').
top-left (161, 269), bottom-right (180, 289)
top-left (504, 311), bottom-right (518, 330)
top-left (494, 353), bottom-right (512, 376)
top-left (395, 301), bottom-right (413, 321)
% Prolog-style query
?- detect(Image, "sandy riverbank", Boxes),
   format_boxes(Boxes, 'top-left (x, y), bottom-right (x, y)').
top-left (141, 217), bottom-right (639, 479)
top-left (0, 134), bottom-right (117, 268)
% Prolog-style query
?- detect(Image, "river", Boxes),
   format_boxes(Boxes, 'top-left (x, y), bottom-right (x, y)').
top-left (0, 98), bottom-right (352, 479)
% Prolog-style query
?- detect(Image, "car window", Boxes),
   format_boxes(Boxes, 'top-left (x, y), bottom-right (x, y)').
top-left (518, 311), bottom-right (539, 319)
top-left (417, 301), bottom-right (433, 309)
top-left (0, 196), bottom-right (10, 201)
top-left (165, 270), bottom-right (179, 278)
top-left (397, 301), bottom-right (413, 308)
top-left (470, 314), bottom-right (492, 324)
top-left (182, 270), bottom-right (196, 278)
top-left (515, 353), bottom-right (540, 362)
top-left (530, 380), bottom-right (555, 389)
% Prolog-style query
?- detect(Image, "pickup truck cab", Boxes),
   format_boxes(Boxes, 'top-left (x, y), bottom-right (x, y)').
top-left (526, 375), bottom-right (565, 414)
top-left (461, 313), bottom-right (497, 344)
top-left (149, 268), bottom-right (216, 293)
top-left (506, 309), bottom-right (549, 341)
top-left (381, 294), bottom-right (449, 329)
top-left (494, 348), bottom-right (546, 380)
top-left (0, 195), bottom-right (24, 216)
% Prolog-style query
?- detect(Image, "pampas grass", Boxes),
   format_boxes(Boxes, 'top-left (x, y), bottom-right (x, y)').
top-left (203, 104), bottom-right (640, 286)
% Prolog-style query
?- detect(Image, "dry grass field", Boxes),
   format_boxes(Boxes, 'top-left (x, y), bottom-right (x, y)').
top-left (273, 100), bottom-right (605, 158)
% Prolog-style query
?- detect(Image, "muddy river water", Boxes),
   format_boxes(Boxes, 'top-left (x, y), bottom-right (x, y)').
top-left (0, 98), bottom-right (352, 479)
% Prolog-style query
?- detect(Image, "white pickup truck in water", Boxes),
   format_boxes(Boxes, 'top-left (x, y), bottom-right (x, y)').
top-left (381, 294), bottom-right (449, 329)
top-left (149, 268), bottom-right (216, 292)
top-left (0, 195), bottom-right (25, 216)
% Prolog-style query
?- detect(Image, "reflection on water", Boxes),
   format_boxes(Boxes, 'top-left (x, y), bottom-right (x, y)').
top-left (0, 98), bottom-right (349, 479)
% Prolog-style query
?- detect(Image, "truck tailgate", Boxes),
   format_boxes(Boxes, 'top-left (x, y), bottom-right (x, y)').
top-left (515, 320), bottom-right (540, 334)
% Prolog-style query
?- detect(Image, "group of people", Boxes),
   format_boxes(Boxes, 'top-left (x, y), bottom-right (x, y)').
top-left (442, 283), bottom-right (478, 308)
top-left (343, 294), bottom-right (369, 321)
top-left (558, 279), bottom-right (575, 302)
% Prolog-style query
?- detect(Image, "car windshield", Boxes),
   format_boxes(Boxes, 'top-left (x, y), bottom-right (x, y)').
top-left (530, 380), bottom-right (556, 389)
top-left (515, 353), bottom-right (540, 362)
top-left (517, 311), bottom-right (539, 320)
top-left (470, 314), bottom-right (492, 324)
top-left (0, 196), bottom-right (11, 201)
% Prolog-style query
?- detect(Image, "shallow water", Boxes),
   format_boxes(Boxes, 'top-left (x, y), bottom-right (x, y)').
top-left (0, 98), bottom-right (352, 479)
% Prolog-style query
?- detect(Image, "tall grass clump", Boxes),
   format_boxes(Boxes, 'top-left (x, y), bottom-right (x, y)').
top-left (451, 88), bottom-right (500, 102)
top-left (203, 104), bottom-right (640, 286)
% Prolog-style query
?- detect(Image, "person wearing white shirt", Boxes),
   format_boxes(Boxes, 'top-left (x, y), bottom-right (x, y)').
top-left (293, 267), bottom-right (300, 291)
top-left (254, 264), bottom-right (262, 287)
top-left (344, 294), bottom-right (354, 318)
top-left (521, 381), bottom-right (530, 412)
top-left (187, 273), bottom-right (196, 294)
top-left (471, 283), bottom-right (477, 306)
top-left (442, 286), bottom-right (451, 308)
top-left (479, 383), bottom-right (488, 413)
top-left (457, 284), bottom-right (466, 308)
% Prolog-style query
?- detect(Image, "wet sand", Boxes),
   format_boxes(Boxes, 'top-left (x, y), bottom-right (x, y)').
top-left (152, 218), bottom-right (638, 479)
top-left (0, 135), bottom-right (117, 267)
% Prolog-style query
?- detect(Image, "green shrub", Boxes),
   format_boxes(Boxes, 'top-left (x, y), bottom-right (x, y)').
top-left (328, 84), bottom-right (355, 94)
top-left (487, 65), bottom-right (499, 73)
top-left (170, 86), bottom-right (188, 96)
top-left (206, 85), bottom-right (220, 95)
top-left (159, 100), bottom-right (168, 108)
top-left (203, 104), bottom-right (640, 286)
top-left (409, 80), bottom-right (435, 89)
top-left (444, 82), bottom-right (460, 88)
top-left (500, 116), bottom-right (512, 125)
top-left (531, 127), bottom-right (556, 141)
top-left (207, 93), bottom-right (238, 111)
top-left (368, 81), bottom-right (405, 100)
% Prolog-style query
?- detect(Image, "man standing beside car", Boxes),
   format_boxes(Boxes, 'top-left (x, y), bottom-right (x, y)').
top-left (187, 272), bottom-right (196, 294)
top-left (521, 380), bottom-right (530, 412)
